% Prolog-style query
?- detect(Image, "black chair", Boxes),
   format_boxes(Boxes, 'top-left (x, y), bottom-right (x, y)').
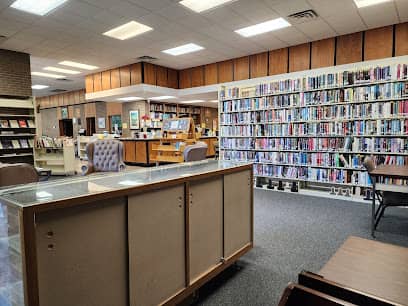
top-left (363, 156), bottom-right (408, 230)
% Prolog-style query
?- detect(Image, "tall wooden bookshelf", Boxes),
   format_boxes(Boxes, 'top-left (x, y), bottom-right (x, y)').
top-left (148, 102), bottom-right (201, 129)
top-left (0, 97), bottom-right (36, 165)
top-left (219, 57), bottom-right (408, 194)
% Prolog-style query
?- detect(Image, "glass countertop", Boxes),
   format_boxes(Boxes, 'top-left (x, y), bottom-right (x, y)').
top-left (0, 160), bottom-right (251, 208)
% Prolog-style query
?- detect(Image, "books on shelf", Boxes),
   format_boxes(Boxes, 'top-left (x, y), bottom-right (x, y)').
top-left (1, 139), bottom-right (13, 149)
top-left (19, 139), bottom-right (29, 148)
top-left (11, 140), bottom-right (20, 148)
top-left (0, 119), bottom-right (9, 128)
top-left (27, 119), bottom-right (35, 128)
top-left (9, 120), bottom-right (19, 128)
top-left (220, 62), bottom-right (408, 188)
top-left (18, 119), bottom-right (27, 128)
top-left (35, 136), bottom-right (64, 148)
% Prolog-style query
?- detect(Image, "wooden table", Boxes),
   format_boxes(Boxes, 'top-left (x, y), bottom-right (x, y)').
top-left (320, 236), bottom-right (408, 306)
top-left (369, 164), bottom-right (408, 236)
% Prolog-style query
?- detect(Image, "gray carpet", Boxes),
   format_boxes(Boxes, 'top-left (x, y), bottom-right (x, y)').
top-left (193, 189), bottom-right (408, 306)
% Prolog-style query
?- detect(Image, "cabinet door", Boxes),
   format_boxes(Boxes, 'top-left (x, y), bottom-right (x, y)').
top-left (224, 170), bottom-right (252, 259)
top-left (124, 141), bottom-right (136, 162)
top-left (128, 185), bottom-right (186, 306)
top-left (135, 141), bottom-right (147, 164)
top-left (35, 198), bottom-right (128, 306)
top-left (189, 177), bottom-right (223, 284)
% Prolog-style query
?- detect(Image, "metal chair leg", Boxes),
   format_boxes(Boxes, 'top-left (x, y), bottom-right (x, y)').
top-left (374, 205), bottom-right (387, 230)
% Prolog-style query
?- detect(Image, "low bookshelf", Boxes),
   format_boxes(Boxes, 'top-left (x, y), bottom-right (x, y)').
top-left (219, 56), bottom-right (408, 196)
top-left (0, 97), bottom-right (36, 165)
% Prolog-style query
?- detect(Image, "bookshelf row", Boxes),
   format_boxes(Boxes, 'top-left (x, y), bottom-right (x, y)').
top-left (220, 64), bottom-right (408, 100)
top-left (0, 119), bottom-right (35, 129)
top-left (219, 61), bottom-right (408, 190)
top-left (221, 150), bottom-right (406, 169)
top-left (221, 137), bottom-right (408, 153)
top-left (221, 120), bottom-right (408, 137)
top-left (221, 86), bottom-right (408, 115)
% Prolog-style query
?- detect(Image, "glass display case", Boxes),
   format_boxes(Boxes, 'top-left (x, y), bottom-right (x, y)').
top-left (0, 160), bottom-right (252, 306)
top-left (0, 160), bottom-right (249, 208)
top-left (0, 204), bottom-right (24, 306)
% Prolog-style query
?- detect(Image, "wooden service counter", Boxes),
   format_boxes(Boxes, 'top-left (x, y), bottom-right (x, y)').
top-left (120, 136), bottom-right (218, 165)
top-left (0, 160), bottom-right (253, 306)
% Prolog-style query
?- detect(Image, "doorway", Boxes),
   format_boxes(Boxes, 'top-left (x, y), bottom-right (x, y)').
top-left (59, 119), bottom-right (73, 137)
top-left (86, 117), bottom-right (96, 136)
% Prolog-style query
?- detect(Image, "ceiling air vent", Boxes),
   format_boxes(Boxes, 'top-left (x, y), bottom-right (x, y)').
top-left (55, 78), bottom-right (73, 82)
top-left (50, 89), bottom-right (67, 93)
top-left (136, 55), bottom-right (157, 62)
top-left (287, 9), bottom-right (318, 24)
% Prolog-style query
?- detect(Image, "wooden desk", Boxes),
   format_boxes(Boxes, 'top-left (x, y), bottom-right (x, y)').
top-left (369, 165), bottom-right (408, 236)
top-left (320, 236), bottom-right (408, 306)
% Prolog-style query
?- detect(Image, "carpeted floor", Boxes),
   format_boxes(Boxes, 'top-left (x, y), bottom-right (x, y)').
top-left (193, 189), bottom-right (408, 306)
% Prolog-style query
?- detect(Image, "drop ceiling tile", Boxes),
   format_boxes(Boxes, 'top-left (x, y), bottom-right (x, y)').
top-left (358, 2), bottom-right (399, 28)
top-left (127, 0), bottom-right (173, 11)
top-left (323, 10), bottom-right (367, 35)
top-left (306, 0), bottom-right (357, 17)
top-left (229, 0), bottom-right (280, 23)
top-left (295, 19), bottom-right (337, 40)
top-left (108, 1), bottom-right (150, 19)
top-left (175, 14), bottom-right (214, 31)
top-left (396, 0), bottom-right (408, 21)
top-left (202, 7), bottom-right (251, 30)
top-left (271, 26), bottom-right (311, 44)
top-left (0, 37), bottom-right (35, 52)
top-left (62, 1), bottom-right (105, 18)
top-left (270, 0), bottom-right (312, 17)
top-left (248, 34), bottom-right (288, 50)
top-left (156, 3), bottom-right (192, 21)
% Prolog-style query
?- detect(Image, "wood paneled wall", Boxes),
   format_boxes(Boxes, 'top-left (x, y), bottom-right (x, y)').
top-left (86, 62), bottom-right (179, 93)
top-left (364, 25), bottom-right (393, 60)
top-left (336, 32), bottom-right (363, 65)
top-left (85, 23), bottom-right (408, 93)
top-left (37, 89), bottom-right (85, 109)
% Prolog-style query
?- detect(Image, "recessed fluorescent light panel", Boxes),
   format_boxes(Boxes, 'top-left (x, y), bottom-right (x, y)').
top-left (31, 72), bottom-right (66, 79)
top-left (59, 61), bottom-right (99, 70)
top-left (354, 0), bottom-right (392, 8)
top-left (10, 0), bottom-right (67, 16)
top-left (43, 67), bottom-right (80, 75)
top-left (31, 85), bottom-right (49, 90)
top-left (209, 100), bottom-right (218, 103)
top-left (162, 43), bottom-right (204, 56)
top-left (118, 97), bottom-right (143, 102)
top-left (181, 100), bottom-right (204, 103)
top-left (103, 21), bottom-right (153, 40)
top-left (149, 96), bottom-right (176, 100)
top-left (179, 0), bottom-right (236, 13)
top-left (235, 17), bottom-right (291, 37)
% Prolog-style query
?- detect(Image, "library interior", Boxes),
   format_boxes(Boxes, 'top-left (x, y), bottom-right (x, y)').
top-left (1, 0), bottom-right (408, 305)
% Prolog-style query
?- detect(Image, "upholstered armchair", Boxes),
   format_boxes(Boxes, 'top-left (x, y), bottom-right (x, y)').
top-left (82, 139), bottom-right (126, 175)
top-left (183, 141), bottom-right (208, 162)
top-left (0, 163), bottom-right (39, 187)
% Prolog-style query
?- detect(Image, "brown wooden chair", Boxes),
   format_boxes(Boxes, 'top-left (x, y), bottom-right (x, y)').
top-left (278, 283), bottom-right (357, 306)
top-left (363, 156), bottom-right (408, 230)
top-left (0, 163), bottom-right (39, 187)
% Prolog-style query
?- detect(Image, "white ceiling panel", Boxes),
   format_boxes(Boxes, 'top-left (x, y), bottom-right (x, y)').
top-left (358, 1), bottom-right (399, 28)
top-left (295, 18), bottom-right (337, 40)
top-left (396, 0), bottom-right (408, 21)
top-left (269, 0), bottom-right (312, 16)
top-left (0, 0), bottom-right (404, 95)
